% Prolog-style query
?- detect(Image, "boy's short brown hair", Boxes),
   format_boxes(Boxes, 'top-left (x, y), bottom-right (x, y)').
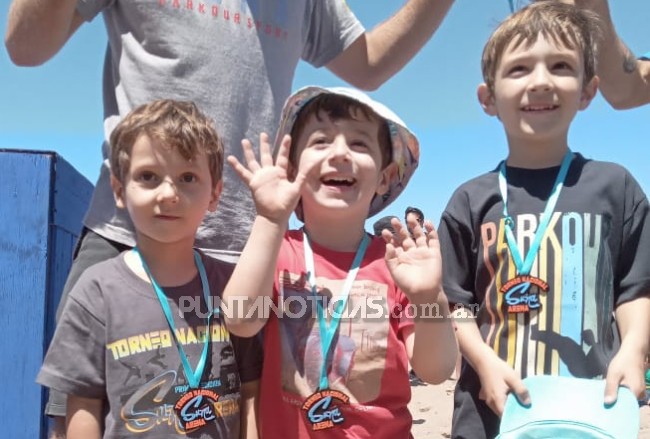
top-left (482, 1), bottom-right (600, 92)
top-left (288, 94), bottom-right (392, 169)
top-left (109, 99), bottom-right (224, 186)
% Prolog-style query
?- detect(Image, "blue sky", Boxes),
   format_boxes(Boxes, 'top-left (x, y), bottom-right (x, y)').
top-left (1, 1), bottom-right (649, 229)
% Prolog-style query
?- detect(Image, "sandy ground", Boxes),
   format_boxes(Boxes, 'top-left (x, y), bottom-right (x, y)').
top-left (408, 378), bottom-right (650, 438)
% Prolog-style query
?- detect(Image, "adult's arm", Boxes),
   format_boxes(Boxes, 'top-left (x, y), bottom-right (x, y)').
top-left (574, 0), bottom-right (650, 109)
top-left (5, 0), bottom-right (85, 66)
top-left (327, 0), bottom-right (455, 91)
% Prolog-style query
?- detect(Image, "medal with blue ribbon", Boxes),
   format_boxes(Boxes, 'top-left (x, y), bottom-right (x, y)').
top-left (299, 230), bottom-right (368, 431)
top-left (497, 151), bottom-right (573, 313)
top-left (134, 248), bottom-right (219, 432)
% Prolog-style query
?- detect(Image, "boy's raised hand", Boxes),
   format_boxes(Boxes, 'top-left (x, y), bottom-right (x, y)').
top-left (382, 218), bottom-right (442, 303)
top-left (228, 133), bottom-right (306, 223)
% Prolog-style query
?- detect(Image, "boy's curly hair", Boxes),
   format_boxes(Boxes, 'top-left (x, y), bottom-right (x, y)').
top-left (482, 1), bottom-right (601, 92)
top-left (110, 99), bottom-right (224, 186)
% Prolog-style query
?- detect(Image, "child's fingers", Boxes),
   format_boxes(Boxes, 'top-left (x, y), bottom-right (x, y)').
top-left (292, 169), bottom-right (310, 192)
top-left (509, 379), bottom-right (531, 407)
top-left (412, 223), bottom-right (428, 247)
top-left (604, 372), bottom-right (623, 405)
top-left (275, 135), bottom-right (292, 171)
top-left (384, 241), bottom-right (397, 261)
top-left (226, 155), bottom-right (252, 184)
top-left (380, 228), bottom-right (394, 245)
top-left (259, 132), bottom-right (273, 167)
top-left (494, 394), bottom-right (507, 418)
top-left (425, 221), bottom-right (441, 250)
top-left (383, 231), bottom-right (407, 261)
top-left (241, 139), bottom-right (261, 171)
top-left (391, 218), bottom-right (415, 250)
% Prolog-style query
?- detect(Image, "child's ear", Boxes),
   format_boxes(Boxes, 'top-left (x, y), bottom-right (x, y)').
top-left (478, 83), bottom-right (498, 117)
top-left (579, 75), bottom-right (599, 110)
top-left (376, 162), bottom-right (397, 196)
top-left (207, 180), bottom-right (223, 212)
top-left (110, 174), bottom-right (126, 209)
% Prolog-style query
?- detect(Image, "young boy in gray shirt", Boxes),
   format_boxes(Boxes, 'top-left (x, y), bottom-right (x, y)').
top-left (37, 99), bottom-right (262, 439)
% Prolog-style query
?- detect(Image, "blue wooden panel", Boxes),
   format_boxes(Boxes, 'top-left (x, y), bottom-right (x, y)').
top-left (0, 150), bottom-right (53, 439)
top-left (44, 228), bottom-right (76, 345)
top-left (51, 155), bottom-right (93, 235)
top-left (0, 150), bottom-right (92, 439)
top-left (47, 154), bottom-right (92, 341)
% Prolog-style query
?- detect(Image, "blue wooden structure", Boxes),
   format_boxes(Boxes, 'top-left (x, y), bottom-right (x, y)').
top-left (0, 149), bottom-right (93, 439)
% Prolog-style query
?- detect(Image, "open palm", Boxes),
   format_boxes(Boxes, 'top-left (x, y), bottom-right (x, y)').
top-left (383, 219), bottom-right (443, 300)
top-left (228, 133), bottom-right (306, 223)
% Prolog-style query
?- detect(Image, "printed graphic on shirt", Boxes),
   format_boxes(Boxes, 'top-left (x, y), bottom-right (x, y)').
top-left (278, 271), bottom-right (390, 403)
top-left (478, 211), bottom-right (613, 379)
top-left (155, 0), bottom-right (290, 40)
top-left (107, 324), bottom-right (231, 360)
top-left (107, 324), bottom-right (240, 435)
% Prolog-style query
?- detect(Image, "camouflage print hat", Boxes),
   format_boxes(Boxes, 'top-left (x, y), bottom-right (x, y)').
top-left (273, 86), bottom-right (420, 219)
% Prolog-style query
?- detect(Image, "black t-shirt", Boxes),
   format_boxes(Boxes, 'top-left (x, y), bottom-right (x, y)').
top-left (438, 154), bottom-right (650, 439)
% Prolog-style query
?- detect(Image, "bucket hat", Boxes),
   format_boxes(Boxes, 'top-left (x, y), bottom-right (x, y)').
top-left (273, 86), bottom-right (419, 219)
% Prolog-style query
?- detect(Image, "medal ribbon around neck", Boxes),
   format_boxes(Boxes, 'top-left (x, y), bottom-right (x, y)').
top-left (498, 150), bottom-right (573, 276)
top-left (302, 230), bottom-right (369, 391)
top-left (134, 248), bottom-right (215, 389)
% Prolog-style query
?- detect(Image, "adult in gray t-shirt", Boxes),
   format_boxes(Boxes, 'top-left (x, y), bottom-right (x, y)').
top-left (6, 0), bottom-right (455, 261)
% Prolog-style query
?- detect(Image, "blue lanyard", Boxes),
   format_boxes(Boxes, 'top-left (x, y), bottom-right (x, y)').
top-left (134, 248), bottom-right (214, 389)
top-left (302, 231), bottom-right (369, 391)
top-left (498, 151), bottom-right (573, 276)
top-left (508, 0), bottom-right (515, 13)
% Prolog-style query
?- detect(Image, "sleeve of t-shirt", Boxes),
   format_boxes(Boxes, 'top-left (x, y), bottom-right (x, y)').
top-left (438, 190), bottom-right (479, 308)
top-left (301, 0), bottom-right (365, 68)
top-left (77, 0), bottom-right (112, 21)
top-left (36, 275), bottom-right (107, 399)
top-left (615, 171), bottom-right (650, 305)
top-left (231, 333), bottom-right (264, 383)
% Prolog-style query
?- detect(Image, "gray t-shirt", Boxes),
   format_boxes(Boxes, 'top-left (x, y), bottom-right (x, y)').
top-left (38, 252), bottom-right (263, 438)
top-left (79, 0), bottom-right (365, 260)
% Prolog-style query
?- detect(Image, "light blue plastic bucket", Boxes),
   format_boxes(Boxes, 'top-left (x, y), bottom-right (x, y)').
top-left (497, 376), bottom-right (639, 438)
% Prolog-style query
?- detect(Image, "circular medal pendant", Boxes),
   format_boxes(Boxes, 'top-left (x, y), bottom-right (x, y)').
top-left (174, 388), bottom-right (219, 432)
top-left (302, 388), bottom-right (349, 431)
top-left (500, 275), bottom-right (548, 314)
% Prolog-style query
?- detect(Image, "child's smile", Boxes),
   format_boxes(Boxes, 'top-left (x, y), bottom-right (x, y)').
top-left (479, 33), bottom-right (598, 157)
top-left (295, 112), bottom-right (390, 218)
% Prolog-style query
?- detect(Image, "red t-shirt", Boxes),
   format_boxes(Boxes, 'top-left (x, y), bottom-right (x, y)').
top-left (259, 230), bottom-right (414, 439)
